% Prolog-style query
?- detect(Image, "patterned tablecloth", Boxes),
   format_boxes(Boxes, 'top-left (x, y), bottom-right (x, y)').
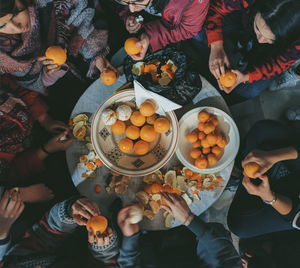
top-left (66, 75), bottom-right (234, 230)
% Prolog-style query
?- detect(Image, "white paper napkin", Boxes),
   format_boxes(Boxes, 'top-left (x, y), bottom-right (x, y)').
top-left (134, 80), bottom-right (182, 115)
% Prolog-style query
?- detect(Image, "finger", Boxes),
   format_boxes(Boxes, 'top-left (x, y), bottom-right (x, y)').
top-left (14, 201), bottom-right (25, 217)
top-left (77, 199), bottom-right (99, 217)
top-left (103, 236), bottom-right (110, 245)
top-left (220, 64), bottom-right (226, 76)
top-left (224, 55), bottom-right (231, 68)
top-left (96, 236), bottom-right (104, 246)
top-left (42, 59), bottom-right (54, 65)
top-left (73, 214), bottom-right (88, 226)
top-left (37, 56), bottom-right (48, 62)
top-left (258, 175), bottom-right (268, 182)
top-left (6, 193), bottom-right (18, 212)
top-left (47, 66), bottom-right (61, 74)
top-left (46, 64), bottom-right (59, 70)
top-left (161, 205), bottom-right (172, 214)
top-left (73, 203), bottom-right (93, 220)
top-left (214, 64), bottom-right (222, 79)
top-left (0, 191), bottom-right (11, 210)
top-left (88, 230), bottom-right (95, 243)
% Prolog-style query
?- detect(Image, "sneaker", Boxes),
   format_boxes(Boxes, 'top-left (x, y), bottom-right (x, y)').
top-left (269, 61), bottom-right (300, 91)
top-left (286, 105), bottom-right (300, 120)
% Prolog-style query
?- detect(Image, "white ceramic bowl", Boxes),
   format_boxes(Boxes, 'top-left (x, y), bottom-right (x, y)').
top-left (176, 106), bottom-right (240, 174)
top-left (91, 89), bottom-right (179, 176)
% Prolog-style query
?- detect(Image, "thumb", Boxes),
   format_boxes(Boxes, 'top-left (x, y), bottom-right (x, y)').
top-left (135, 41), bottom-right (142, 47)
top-left (231, 69), bottom-right (240, 76)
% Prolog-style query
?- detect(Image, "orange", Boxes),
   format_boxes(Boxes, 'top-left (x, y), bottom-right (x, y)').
top-left (45, 46), bottom-right (67, 65)
top-left (198, 111), bottom-right (210, 123)
top-left (217, 137), bottom-right (227, 148)
top-left (118, 138), bottom-right (134, 153)
top-left (209, 117), bottom-right (219, 127)
top-left (140, 125), bottom-right (157, 142)
top-left (201, 138), bottom-right (210, 149)
top-left (162, 185), bottom-right (180, 194)
top-left (244, 162), bottom-right (261, 178)
top-left (192, 140), bottom-right (202, 148)
top-left (198, 122), bottom-right (205, 131)
top-left (130, 111), bottom-right (146, 127)
top-left (190, 148), bottom-right (202, 159)
top-left (207, 153), bottom-right (218, 167)
top-left (124, 37), bottom-right (142, 55)
top-left (184, 169), bottom-right (193, 178)
top-left (144, 64), bottom-right (157, 73)
top-left (95, 158), bottom-right (103, 167)
top-left (100, 70), bottom-right (118, 86)
top-left (219, 71), bottom-right (237, 88)
top-left (198, 132), bottom-right (206, 140)
top-left (202, 147), bottom-right (211, 154)
top-left (134, 140), bottom-right (149, 155)
top-left (86, 215), bottom-right (108, 234)
top-left (186, 131), bottom-right (198, 143)
top-left (211, 146), bottom-right (222, 158)
top-left (95, 184), bottom-right (102, 193)
top-left (203, 122), bottom-right (215, 134)
top-left (140, 100), bottom-right (156, 117)
top-left (206, 133), bottom-right (218, 146)
top-left (111, 120), bottom-right (126, 135)
top-left (126, 125), bottom-right (140, 140)
top-left (195, 156), bottom-right (208, 169)
top-left (154, 117), bottom-right (170, 134)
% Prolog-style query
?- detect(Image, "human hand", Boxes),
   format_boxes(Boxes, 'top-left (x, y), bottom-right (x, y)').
top-left (37, 56), bottom-right (62, 74)
top-left (242, 175), bottom-right (274, 201)
top-left (95, 56), bottom-right (118, 74)
top-left (161, 193), bottom-right (193, 224)
top-left (38, 114), bottom-right (69, 134)
top-left (43, 131), bottom-right (73, 153)
top-left (19, 184), bottom-right (54, 203)
top-left (242, 150), bottom-right (277, 177)
top-left (0, 190), bottom-right (25, 240)
top-left (241, 253), bottom-right (252, 268)
top-left (130, 33), bottom-right (149, 61)
top-left (218, 69), bottom-right (249, 93)
top-left (126, 16), bottom-right (142, 33)
top-left (117, 206), bottom-right (139, 237)
top-left (209, 41), bottom-right (230, 79)
top-left (71, 198), bottom-right (100, 226)
top-left (88, 227), bottom-right (113, 246)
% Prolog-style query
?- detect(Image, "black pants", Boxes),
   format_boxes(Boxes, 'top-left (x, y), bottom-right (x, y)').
top-left (227, 120), bottom-right (300, 238)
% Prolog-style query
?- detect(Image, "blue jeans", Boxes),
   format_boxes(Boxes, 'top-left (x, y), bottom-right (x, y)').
top-left (227, 120), bottom-right (300, 238)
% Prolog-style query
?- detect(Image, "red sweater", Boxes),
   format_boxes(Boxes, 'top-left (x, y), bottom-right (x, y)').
top-left (206, 0), bottom-right (300, 82)
top-left (120, 0), bottom-right (209, 52)
top-left (0, 75), bottom-right (47, 184)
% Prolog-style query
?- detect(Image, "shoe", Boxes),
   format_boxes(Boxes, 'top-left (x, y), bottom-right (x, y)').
top-left (286, 105), bottom-right (300, 120)
top-left (269, 61), bottom-right (300, 91)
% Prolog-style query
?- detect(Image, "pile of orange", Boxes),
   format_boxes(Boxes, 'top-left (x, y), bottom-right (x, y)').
top-left (111, 100), bottom-right (170, 155)
top-left (186, 110), bottom-right (228, 169)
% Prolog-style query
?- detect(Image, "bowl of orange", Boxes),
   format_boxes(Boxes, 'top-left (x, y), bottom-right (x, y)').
top-left (176, 107), bottom-right (239, 174)
top-left (91, 89), bottom-right (179, 176)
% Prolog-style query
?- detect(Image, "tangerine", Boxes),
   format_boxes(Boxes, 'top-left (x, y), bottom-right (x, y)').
top-left (100, 70), bottom-right (118, 86)
top-left (126, 125), bottom-right (140, 140)
top-left (211, 146), bottom-right (222, 158)
top-left (154, 117), bottom-right (170, 133)
top-left (118, 138), bottom-right (134, 153)
top-left (140, 125), bottom-right (157, 142)
top-left (45, 46), bottom-right (67, 65)
top-left (195, 156), bottom-right (208, 169)
top-left (190, 148), bottom-right (202, 159)
top-left (130, 111), bottom-right (146, 127)
top-left (244, 162), bottom-right (261, 178)
top-left (186, 131), bottom-right (198, 143)
top-left (134, 140), bottom-right (149, 155)
top-left (111, 120), bottom-right (126, 135)
top-left (217, 137), bottom-right (227, 148)
top-left (198, 111), bottom-right (210, 123)
top-left (124, 37), bottom-right (142, 55)
top-left (201, 138), bottom-right (210, 148)
top-left (219, 71), bottom-right (237, 88)
top-left (140, 100), bottom-right (156, 117)
top-left (86, 215), bottom-right (108, 235)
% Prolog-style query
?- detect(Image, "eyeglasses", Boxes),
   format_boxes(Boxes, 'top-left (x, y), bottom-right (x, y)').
top-left (115, 0), bottom-right (149, 8)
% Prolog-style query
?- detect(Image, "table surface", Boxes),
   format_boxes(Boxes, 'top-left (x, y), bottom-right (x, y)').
top-left (66, 75), bottom-right (234, 230)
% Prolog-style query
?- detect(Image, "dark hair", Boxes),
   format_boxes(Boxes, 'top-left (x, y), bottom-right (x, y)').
top-left (0, 0), bottom-right (29, 18)
top-left (254, 0), bottom-right (300, 46)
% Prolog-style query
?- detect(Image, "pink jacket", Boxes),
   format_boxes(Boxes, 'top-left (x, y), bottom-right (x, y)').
top-left (120, 0), bottom-right (210, 52)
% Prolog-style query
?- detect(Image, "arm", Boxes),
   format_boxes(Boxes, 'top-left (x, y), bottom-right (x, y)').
top-left (248, 42), bottom-right (300, 82)
top-left (205, 0), bottom-right (251, 46)
top-left (143, 0), bottom-right (209, 52)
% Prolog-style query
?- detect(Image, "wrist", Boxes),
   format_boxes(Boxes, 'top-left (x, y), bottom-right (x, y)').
top-left (211, 41), bottom-right (223, 49)
top-left (243, 74), bottom-right (250, 83)
top-left (261, 191), bottom-right (275, 202)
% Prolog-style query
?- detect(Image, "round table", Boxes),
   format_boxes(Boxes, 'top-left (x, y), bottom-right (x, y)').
top-left (66, 75), bottom-right (234, 230)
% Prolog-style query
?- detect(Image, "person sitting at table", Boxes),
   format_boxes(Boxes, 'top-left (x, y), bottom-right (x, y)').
top-left (0, 0), bottom-right (116, 94)
top-left (116, 0), bottom-right (210, 61)
top-left (200, 0), bottom-right (300, 99)
top-left (117, 193), bottom-right (242, 268)
top-left (0, 196), bottom-right (141, 267)
top-left (227, 120), bottom-right (300, 239)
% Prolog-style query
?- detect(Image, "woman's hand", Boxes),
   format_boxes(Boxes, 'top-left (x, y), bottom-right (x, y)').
top-left (209, 41), bottom-right (230, 79)
top-left (218, 70), bottom-right (249, 93)
top-left (126, 16), bottom-right (142, 33)
top-left (43, 131), bottom-right (73, 153)
top-left (95, 56), bottom-right (118, 74)
top-left (161, 193), bottom-right (193, 224)
top-left (88, 227), bottom-right (113, 246)
top-left (242, 150), bottom-right (277, 177)
top-left (117, 206), bottom-right (139, 237)
top-left (130, 33), bottom-right (149, 61)
top-left (0, 190), bottom-right (25, 240)
top-left (242, 175), bottom-right (274, 201)
top-left (71, 198), bottom-right (100, 226)
top-left (38, 114), bottom-right (69, 134)
top-left (37, 56), bottom-right (62, 74)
